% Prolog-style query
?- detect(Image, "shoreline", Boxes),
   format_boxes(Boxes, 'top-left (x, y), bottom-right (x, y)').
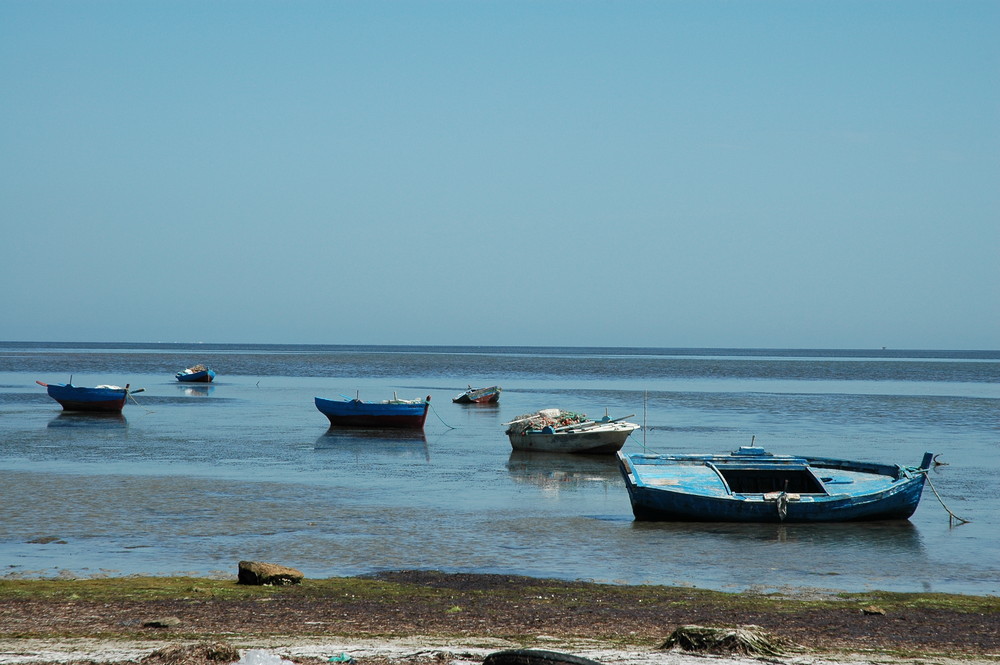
top-left (1, 571), bottom-right (997, 664)
top-left (3, 635), bottom-right (997, 665)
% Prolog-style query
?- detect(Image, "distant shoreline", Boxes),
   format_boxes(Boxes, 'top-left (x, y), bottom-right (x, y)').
top-left (3, 340), bottom-right (999, 357)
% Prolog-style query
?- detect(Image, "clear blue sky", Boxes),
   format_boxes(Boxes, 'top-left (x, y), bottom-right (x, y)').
top-left (2, 1), bottom-right (997, 349)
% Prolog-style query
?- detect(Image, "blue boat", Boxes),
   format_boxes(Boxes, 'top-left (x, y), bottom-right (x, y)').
top-left (175, 365), bottom-right (216, 382)
top-left (315, 393), bottom-right (431, 429)
top-left (617, 446), bottom-right (934, 522)
top-left (36, 380), bottom-right (137, 413)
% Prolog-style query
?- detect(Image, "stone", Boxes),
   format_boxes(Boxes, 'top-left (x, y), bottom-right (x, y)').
top-left (237, 560), bottom-right (304, 586)
top-left (142, 616), bottom-right (181, 628)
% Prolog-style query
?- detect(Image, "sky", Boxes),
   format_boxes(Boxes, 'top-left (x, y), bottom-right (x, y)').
top-left (1, 1), bottom-right (997, 349)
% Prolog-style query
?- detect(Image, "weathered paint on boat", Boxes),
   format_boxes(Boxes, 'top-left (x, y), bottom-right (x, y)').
top-left (508, 421), bottom-right (640, 454)
top-left (453, 385), bottom-right (501, 404)
top-left (617, 446), bottom-right (934, 522)
top-left (175, 366), bottom-right (216, 382)
top-left (314, 395), bottom-right (431, 429)
top-left (36, 380), bottom-right (130, 413)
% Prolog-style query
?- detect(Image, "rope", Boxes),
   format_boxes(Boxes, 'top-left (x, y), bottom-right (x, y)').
top-left (126, 389), bottom-right (155, 415)
top-left (921, 471), bottom-right (970, 526)
top-left (428, 401), bottom-right (456, 430)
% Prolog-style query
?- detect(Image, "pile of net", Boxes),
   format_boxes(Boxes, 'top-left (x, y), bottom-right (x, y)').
top-left (659, 624), bottom-right (793, 658)
top-left (505, 409), bottom-right (588, 435)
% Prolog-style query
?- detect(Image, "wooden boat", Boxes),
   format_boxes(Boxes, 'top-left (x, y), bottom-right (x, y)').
top-left (315, 393), bottom-right (431, 429)
top-left (453, 385), bottom-right (501, 404)
top-left (36, 380), bottom-right (139, 413)
top-left (617, 445), bottom-right (935, 522)
top-left (175, 364), bottom-right (216, 382)
top-left (505, 409), bottom-right (639, 454)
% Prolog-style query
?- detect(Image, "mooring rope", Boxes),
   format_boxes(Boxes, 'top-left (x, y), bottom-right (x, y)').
top-left (126, 389), bottom-right (155, 415)
top-left (428, 401), bottom-right (455, 429)
top-left (920, 471), bottom-right (970, 526)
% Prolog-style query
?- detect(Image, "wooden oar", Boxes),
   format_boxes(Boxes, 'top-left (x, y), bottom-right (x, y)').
top-left (553, 420), bottom-right (595, 432)
top-left (503, 415), bottom-right (542, 426)
top-left (555, 414), bottom-right (636, 432)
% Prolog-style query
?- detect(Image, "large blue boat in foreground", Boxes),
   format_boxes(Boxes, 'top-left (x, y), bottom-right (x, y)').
top-left (315, 394), bottom-right (431, 429)
top-left (36, 380), bottom-right (134, 413)
top-left (617, 446), bottom-right (934, 522)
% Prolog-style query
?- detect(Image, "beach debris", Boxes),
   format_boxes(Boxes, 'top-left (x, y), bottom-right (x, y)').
top-left (328, 654), bottom-right (355, 664)
top-left (237, 560), bottom-right (304, 586)
top-left (659, 624), bottom-right (791, 658)
top-left (484, 648), bottom-right (605, 665)
top-left (237, 650), bottom-right (296, 664)
top-left (140, 641), bottom-right (239, 664)
top-left (141, 616), bottom-right (181, 628)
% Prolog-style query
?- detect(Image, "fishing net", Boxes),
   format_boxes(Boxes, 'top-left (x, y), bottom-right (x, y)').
top-left (505, 409), bottom-right (588, 435)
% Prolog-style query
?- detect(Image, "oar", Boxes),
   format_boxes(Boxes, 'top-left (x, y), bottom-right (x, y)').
top-left (555, 414), bottom-right (636, 432)
top-left (553, 420), bottom-right (596, 432)
top-left (503, 415), bottom-right (542, 426)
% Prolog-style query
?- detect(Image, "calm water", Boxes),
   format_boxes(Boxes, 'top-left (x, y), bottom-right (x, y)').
top-left (1, 342), bottom-right (997, 595)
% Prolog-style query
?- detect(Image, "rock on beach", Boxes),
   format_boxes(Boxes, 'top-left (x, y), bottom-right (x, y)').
top-left (237, 561), bottom-right (304, 586)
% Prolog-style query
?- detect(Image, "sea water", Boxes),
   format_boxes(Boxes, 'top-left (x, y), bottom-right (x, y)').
top-left (0, 342), bottom-right (997, 595)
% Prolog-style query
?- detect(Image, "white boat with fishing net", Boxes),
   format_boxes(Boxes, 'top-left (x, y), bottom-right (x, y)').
top-left (504, 408), bottom-right (640, 454)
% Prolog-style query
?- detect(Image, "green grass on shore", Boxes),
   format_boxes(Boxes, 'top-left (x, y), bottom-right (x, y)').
top-left (0, 575), bottom-right (996, 615)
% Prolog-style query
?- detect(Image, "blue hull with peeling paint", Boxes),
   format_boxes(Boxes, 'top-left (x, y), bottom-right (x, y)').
top-left (315, 395), bottom-right (430, 429)
top-left (36, 380), bottom-right (130, 413)
top-left (617, 446), bottom-right (934, 523)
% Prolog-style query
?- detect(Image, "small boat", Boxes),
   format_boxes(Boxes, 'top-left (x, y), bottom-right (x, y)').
top-left (505, 409), bottom-right (640, 454)
top-left (315, 393), bottom-right (431, 429)
top-left (617, 445), bottom-right (935, 523)
top-left (453, 385), bottom-right (501, 404)
top-left (36, 380), bottom-right (141, 413)
top-left (175, 364), bottom-right (216, 382)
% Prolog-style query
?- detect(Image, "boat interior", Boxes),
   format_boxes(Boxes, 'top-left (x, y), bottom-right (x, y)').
top-left (715, 466), bottom-right (828, 494)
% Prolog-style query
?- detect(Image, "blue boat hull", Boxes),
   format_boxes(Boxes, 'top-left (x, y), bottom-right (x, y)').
top-left (39, 382), bottom-right (129, 413)
top-left (176, 369), bottom-right (216, 382)
top-left (315, 396), bottom-right (430, 429)
top-left (617, 448), bottom-right (934, 523)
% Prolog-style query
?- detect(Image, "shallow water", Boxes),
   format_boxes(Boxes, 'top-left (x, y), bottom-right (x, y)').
top-left (1, 342), bottom-right (997, 594)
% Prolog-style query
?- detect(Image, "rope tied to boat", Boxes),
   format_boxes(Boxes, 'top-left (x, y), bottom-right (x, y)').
top-left (775, 492), bottom-right (789, 521)
top-left (126, 387), bottom-right (155, 415)
top-left (427, 400), bottom-right (455, 429)
top-left (913, 467), bottom-right (970, 526)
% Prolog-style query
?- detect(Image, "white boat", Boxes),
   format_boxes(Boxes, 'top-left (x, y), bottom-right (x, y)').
top-left (504, 409), bottom-right (639, 454)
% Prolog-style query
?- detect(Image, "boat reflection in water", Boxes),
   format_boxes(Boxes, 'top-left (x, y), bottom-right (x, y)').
top-left (631, 519), bottom-right (925, 553)
top-left (177, 383), bottom-right (215, 397)
top-left (47, 412), bottom-right (127, 429)
top-left (315, 428), bottom-right (429, 461)
top-left (506, 450), bottom-right (620, 492)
